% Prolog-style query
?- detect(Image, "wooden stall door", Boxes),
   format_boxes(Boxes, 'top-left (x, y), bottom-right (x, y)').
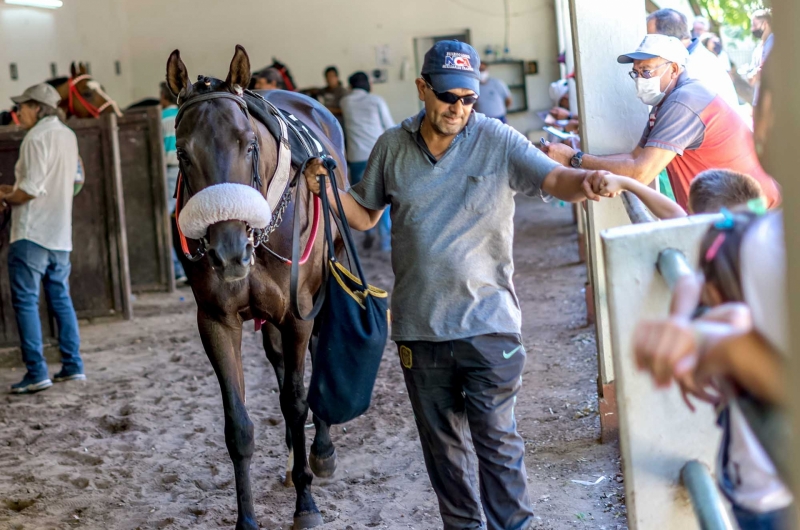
top-left (118, 107), bottom-right (174, 293)
top-left (68, 115), bottom-right (132, 320)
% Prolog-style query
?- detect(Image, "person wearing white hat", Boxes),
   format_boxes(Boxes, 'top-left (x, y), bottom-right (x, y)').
top-left (1, 83), bottom-right (85, 394)
top-left (541, 34), bottom-right (781, 211)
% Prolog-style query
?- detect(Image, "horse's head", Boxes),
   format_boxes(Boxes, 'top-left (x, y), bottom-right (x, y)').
top-left (167, 45), bottom-right (272, 283)
top-left (53, 62), bottom-right (122, 119)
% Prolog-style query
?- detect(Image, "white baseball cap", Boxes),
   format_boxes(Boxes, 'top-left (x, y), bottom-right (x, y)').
top-left (617, 34), bottom-right (689, 67)
top-left (11, 83), bottom-right (61, 109)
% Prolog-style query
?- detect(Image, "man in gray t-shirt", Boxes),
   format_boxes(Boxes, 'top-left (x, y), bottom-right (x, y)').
top-left (305, 41), bottom-right (616, 530)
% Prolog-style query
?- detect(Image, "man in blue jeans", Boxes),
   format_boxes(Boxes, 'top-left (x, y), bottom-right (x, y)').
top-left (1, 83), bottom-right (85, 394)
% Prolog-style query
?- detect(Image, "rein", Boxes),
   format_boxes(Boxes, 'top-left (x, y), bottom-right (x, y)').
top-left (173, 87), bottom-right (320, 265)
top-left (67, 74), bottom-right (123, 118)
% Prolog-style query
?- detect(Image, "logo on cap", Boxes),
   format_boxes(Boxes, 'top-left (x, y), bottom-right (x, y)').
top-left (443, 52), bottom-right (473, 71)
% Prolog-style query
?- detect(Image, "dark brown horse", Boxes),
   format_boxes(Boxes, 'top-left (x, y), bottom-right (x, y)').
top-left (166, 45), bottom-right (345, 529)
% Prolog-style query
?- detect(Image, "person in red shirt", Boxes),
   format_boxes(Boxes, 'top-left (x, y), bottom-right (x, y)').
top-left (542, 34), bottom-right (781, 210)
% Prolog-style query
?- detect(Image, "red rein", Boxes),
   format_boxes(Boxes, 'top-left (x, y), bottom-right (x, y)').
top-left (174, 172), bottom-right (321, 266)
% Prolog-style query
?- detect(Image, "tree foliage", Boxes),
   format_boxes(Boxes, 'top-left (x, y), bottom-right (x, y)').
top-left (685, 0), bottom-right (769, 32)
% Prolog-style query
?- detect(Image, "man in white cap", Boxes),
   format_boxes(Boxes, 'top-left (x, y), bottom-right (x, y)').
top-left (541, 34), bottom-right (781, 210)
top-left (1, 83), bottom-right (85, 394)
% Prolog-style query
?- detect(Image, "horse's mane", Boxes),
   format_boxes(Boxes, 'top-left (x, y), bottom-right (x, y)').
top-left (45, 76), bottom-right (70, 88)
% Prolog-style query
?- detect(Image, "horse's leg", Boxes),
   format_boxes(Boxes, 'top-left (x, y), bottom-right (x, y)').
top-left (307, 334), bottom-right (337, 478)
top-left (281, 319), bottom-right (323, 529)
top-left (261, 323), bottom-right (293, 487)
top-left (198, 311), bottom-right (257, 530)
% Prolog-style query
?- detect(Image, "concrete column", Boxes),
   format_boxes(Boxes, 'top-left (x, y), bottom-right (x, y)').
top-left (568, 0), bottom-right (649, 440)
top-left (768, 0), bottom-right (800, 494)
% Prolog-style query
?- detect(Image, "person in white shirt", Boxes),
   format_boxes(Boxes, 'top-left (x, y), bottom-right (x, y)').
top-left (1, 83), bottom-right (85, 394)
top-left (647, 8), bottom-right (741, 111)
top-left (340, 71), bottom-right (394, 251)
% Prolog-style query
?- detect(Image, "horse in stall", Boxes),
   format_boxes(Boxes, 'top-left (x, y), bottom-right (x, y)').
top-left (165, 45), bottom-right (344, 529)
top-left (1, 62), bottom-right (121, 124)
top-left (48, 62), bottom-right (123, 119)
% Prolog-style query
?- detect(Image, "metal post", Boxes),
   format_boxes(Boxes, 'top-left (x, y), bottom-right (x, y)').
top-left (657, 248), bottom-right (694, 289)
top-left (680, 461), bottom-right (735, 530)
top-left (621, 191), bottom-right (657, 224)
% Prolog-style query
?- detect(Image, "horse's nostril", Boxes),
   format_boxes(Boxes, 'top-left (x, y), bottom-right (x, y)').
top-left (207, 248), bottom-right (224, 269)
top-left (241, 244), bottom-right (254, 266)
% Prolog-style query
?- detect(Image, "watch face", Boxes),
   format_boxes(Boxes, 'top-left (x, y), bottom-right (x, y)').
top-left (571, 155), bottom-right (580, 168)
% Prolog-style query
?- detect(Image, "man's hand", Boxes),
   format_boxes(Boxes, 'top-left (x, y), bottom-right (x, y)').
top-left (539, 141), bottom-right (576, 167)
top-left (549, 107), bottom-right (571, 120)
top-left (0, 184), bottom-right (13, 195)
top-left (303, 158), bottom-right (331, 196)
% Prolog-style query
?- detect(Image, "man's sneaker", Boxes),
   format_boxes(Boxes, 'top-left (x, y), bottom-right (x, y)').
top-left (10, 375), bottom-right (53, 394)
top-left (53, 369), bottom-right (86, 383)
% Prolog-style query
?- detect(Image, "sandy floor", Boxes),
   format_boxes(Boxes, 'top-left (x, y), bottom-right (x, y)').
top-left (0, 197), bottom-right (627, 530)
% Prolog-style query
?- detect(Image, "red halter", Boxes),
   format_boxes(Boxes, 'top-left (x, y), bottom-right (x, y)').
top-left (67, 75), bottom-right (118, 118)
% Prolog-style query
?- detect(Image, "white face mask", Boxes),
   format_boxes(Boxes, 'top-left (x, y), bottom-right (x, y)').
top-left (480, 71), bottom-right (490, 83)
top-left (635, 70), bottom-right (673, 106)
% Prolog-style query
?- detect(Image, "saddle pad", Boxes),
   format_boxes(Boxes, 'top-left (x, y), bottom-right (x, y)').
top-left (244, 90), bottom-right (335, 167)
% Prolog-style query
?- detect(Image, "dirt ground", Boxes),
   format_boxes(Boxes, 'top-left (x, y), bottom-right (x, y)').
top-left (0, 197), bottom-right (627, 530)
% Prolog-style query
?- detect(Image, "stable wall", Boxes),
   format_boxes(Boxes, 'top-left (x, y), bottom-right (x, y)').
top-left (121, 0), bottom-right (559, 133)
top-left (0, 0), bottom-right (133, 109)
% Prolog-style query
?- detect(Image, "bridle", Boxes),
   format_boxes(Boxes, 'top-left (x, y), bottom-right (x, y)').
top-left (67, 74), bottom-right (123, 118)
top-left (172, 84), bottom-right (320, 264)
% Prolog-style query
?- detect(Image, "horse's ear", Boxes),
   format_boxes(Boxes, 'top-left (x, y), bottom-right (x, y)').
top-left (78, 62), bottom-right (88, 75)
top-left (70, 62), bottom-right (78, 78)
top-left (226, 45), bottom-right (250, 91)
top-left (166, 50), bottom-right (190, 99)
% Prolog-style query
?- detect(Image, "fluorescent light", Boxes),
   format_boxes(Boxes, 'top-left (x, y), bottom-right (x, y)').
top-left (4, 0), bottom-right (63, 8)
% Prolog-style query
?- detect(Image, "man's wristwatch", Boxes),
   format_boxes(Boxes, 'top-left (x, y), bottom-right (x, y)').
top-left (570, 150), bottom-right (584, 168)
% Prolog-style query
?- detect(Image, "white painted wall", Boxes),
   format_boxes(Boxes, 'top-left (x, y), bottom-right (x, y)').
top-left (120, 0), bottom-right (559, 132)
top-left (0, 0), bottom-right (132, 109)
top-left (568, 0), bottom-right (650, 386)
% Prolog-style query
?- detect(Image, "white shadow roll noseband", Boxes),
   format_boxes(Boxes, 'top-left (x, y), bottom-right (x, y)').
top-left (178, 183), bottom-right (272, 240)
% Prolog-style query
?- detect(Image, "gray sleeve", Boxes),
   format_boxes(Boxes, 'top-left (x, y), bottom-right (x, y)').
top-left (644, 101), bottom-right (705, 155)
top-left (349, 135), bottom-right (389, 210)
top-left (505, 125), bottom-right (560, 197)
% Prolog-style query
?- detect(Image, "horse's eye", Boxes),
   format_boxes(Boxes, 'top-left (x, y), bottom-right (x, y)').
top-left (246, 143), bottom-right (256, 154)
top-left (177, 149), bottom-right (191, 165)
top-left (82, 91), bottom-right (94, 99)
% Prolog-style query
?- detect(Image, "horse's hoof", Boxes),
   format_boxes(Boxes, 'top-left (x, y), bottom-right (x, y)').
top-left (283, 471), bottom-right (294, 487)
top-left (309, 449), bottom-right (337, 478)
top-left (293, 511), bottom-right (323, 529)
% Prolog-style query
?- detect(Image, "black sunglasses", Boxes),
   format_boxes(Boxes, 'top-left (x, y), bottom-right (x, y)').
top-left (423, 78), bottom-right (479, 106)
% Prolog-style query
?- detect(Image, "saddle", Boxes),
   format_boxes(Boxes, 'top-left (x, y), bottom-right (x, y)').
top-left (244, 89), bottom-right (344, 170)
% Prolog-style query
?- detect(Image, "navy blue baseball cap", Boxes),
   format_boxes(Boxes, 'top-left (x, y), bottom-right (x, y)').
top-left (421, 40), bottom-right (481, 95)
